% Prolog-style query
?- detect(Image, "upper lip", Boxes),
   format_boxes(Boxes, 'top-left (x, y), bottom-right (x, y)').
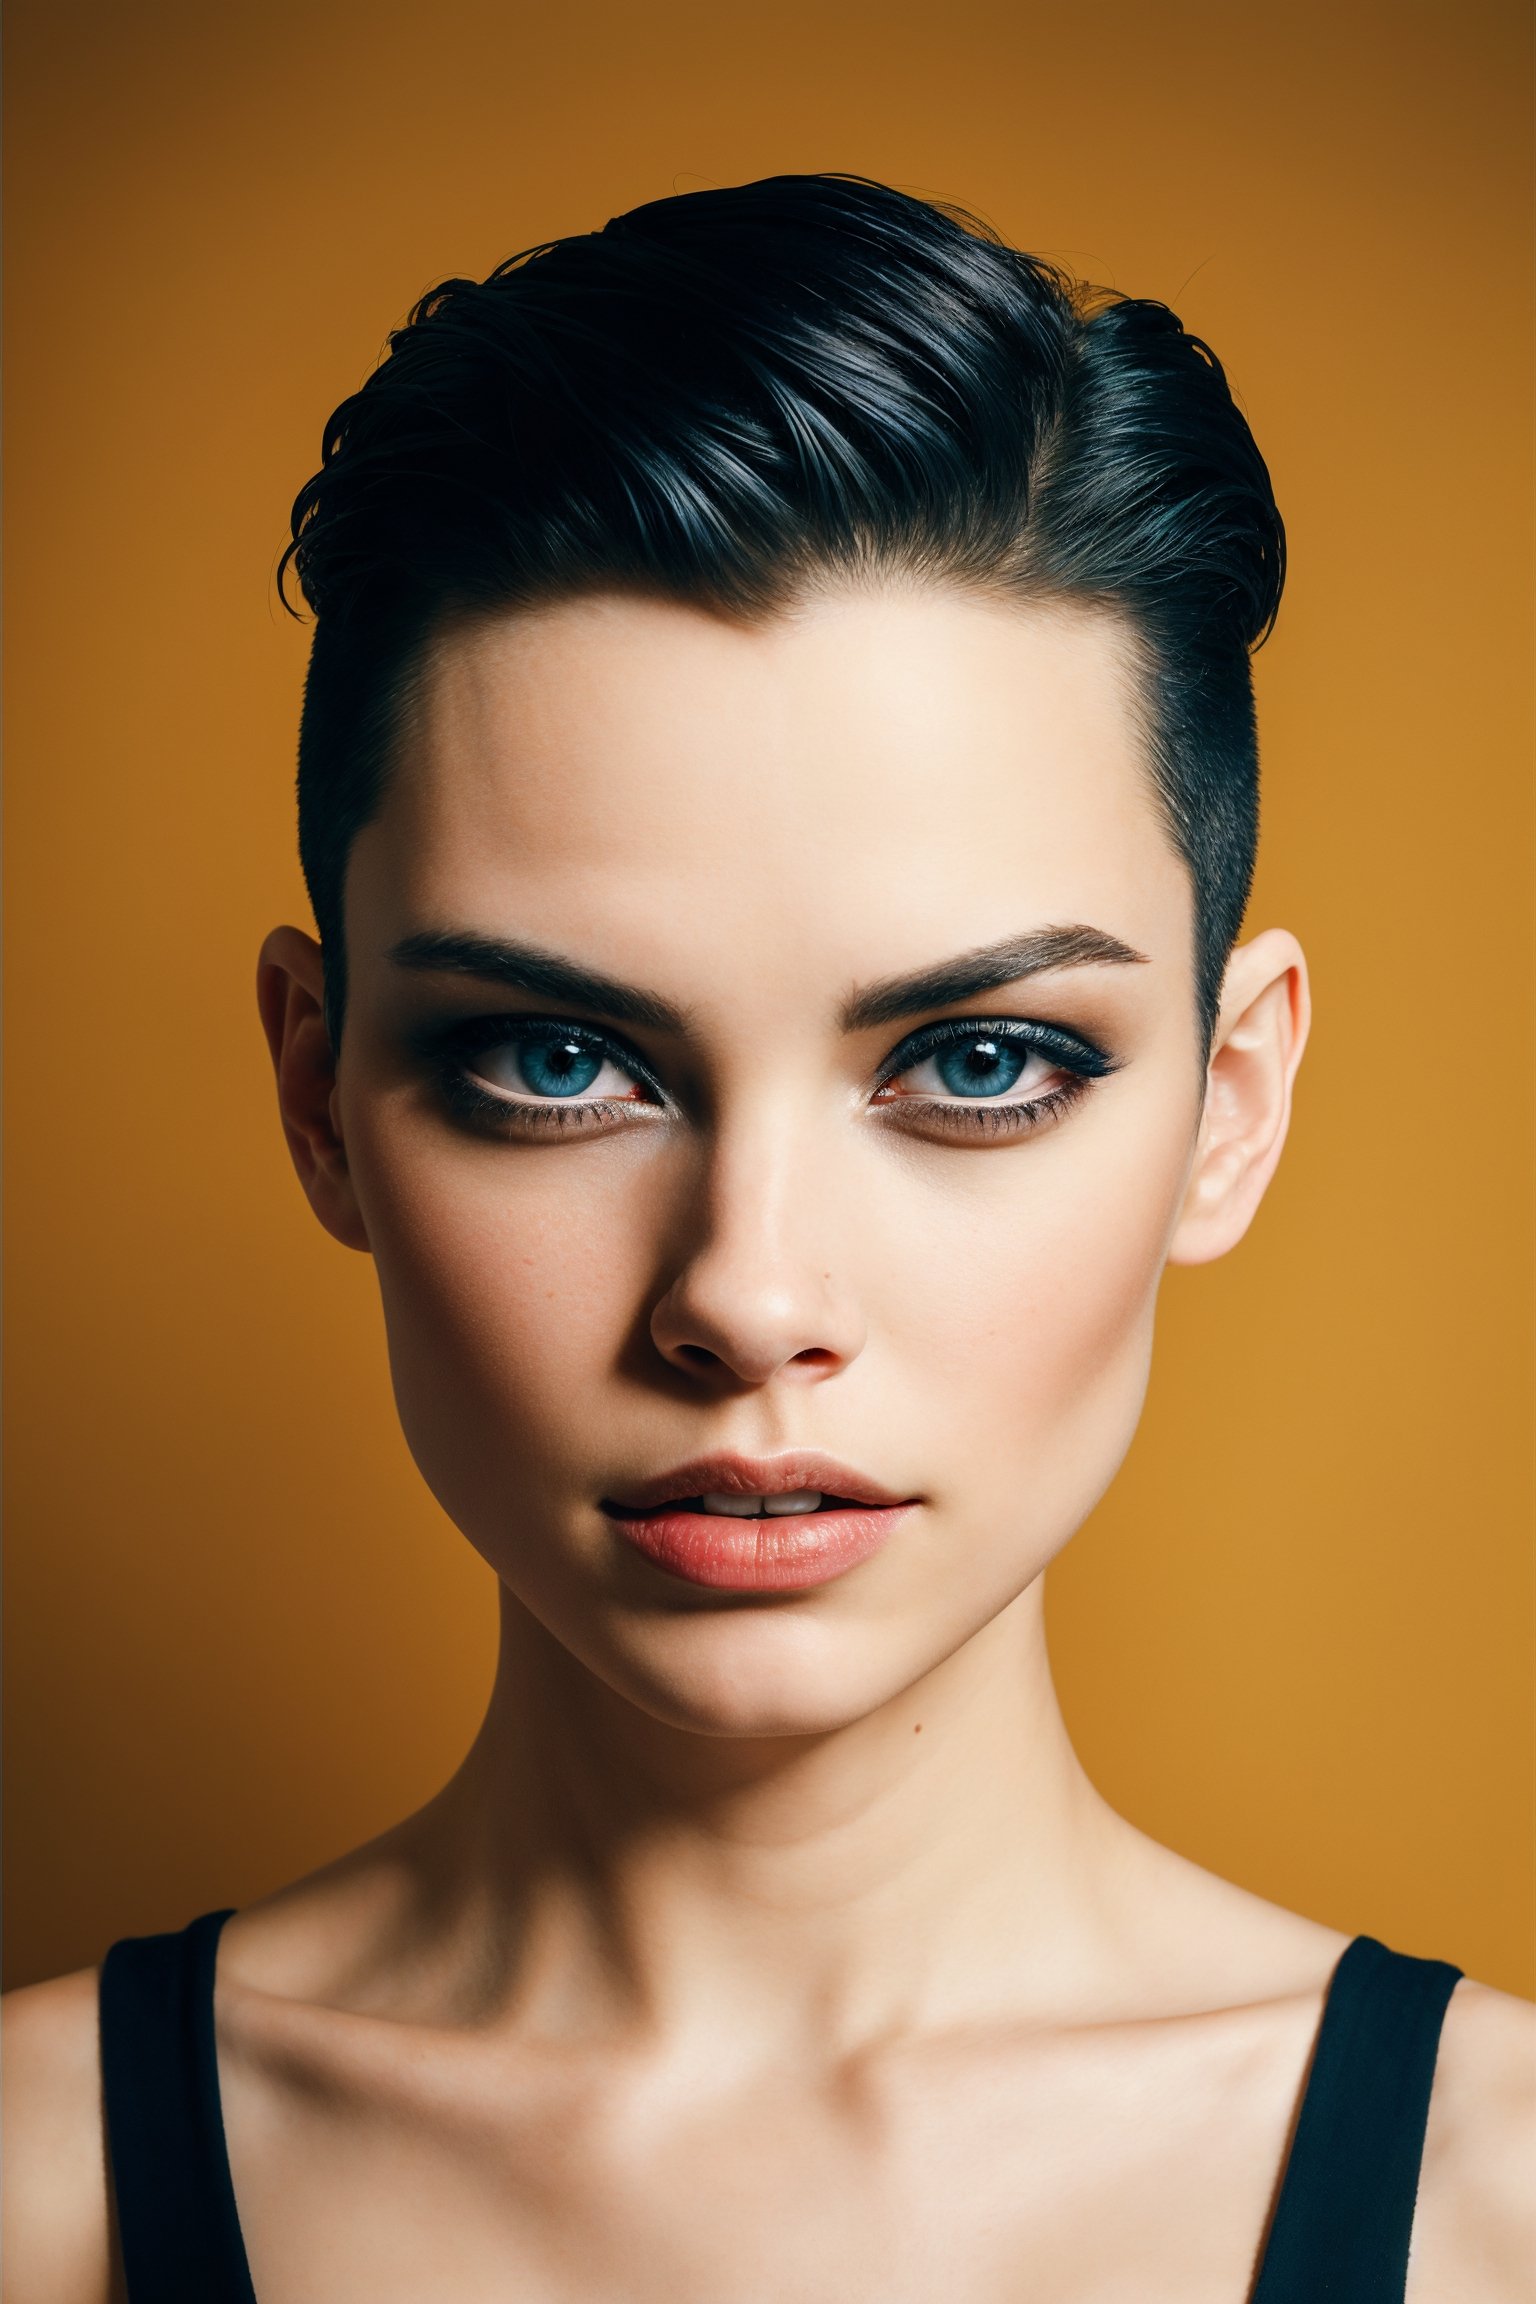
top-left (604, 1452), bottom-right (912, 1513)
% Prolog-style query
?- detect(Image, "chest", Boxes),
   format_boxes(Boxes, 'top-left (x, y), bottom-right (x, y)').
top-left (221, 2026), bottom-right (1301, 2304)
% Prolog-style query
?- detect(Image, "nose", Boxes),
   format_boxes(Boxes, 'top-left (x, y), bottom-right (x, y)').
top-left (648, 1117), bottom-right (867, 1389)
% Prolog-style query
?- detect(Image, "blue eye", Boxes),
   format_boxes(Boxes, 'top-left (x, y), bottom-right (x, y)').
top-left (449, 1020), bottom-right (649, 1106)
top-left (514, 1032), bottom-right (605, 1098)
top-left (933, 1036), bottom-right (1029, 1098)
top-left (874, 1015), bottom-right (1117, 1133)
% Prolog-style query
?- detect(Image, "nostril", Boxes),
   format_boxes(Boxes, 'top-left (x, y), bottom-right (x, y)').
top-left (649, 1280), bottom-right (866, 1387)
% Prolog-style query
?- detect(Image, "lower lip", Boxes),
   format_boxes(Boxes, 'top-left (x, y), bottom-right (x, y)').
top-left (605, 1505), bottom-right (911, 1591)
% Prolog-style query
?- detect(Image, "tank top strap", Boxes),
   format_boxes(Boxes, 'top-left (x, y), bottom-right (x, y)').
top-left (1250, 1933), bottom-right (1463, 2304)
top-left (99, 1908), bottom-right (258, 2304)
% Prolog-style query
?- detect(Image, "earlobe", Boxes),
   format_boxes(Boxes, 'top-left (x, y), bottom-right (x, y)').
top-left (256, 926), bottom-right (371, 1253)
top-left (1167, 928), bottom-right (1310, 1268)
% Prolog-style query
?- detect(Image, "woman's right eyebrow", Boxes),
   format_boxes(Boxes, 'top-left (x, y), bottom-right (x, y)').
top-left (388, 930), bottom-right (689, 1033)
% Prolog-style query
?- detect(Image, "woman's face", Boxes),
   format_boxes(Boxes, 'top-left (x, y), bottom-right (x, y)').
top-left (290, 588), bottom-right (1290, 1736)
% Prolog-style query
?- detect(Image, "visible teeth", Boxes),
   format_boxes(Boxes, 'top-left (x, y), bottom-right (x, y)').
top-left (699, 1490), bottom-right (824, 1518)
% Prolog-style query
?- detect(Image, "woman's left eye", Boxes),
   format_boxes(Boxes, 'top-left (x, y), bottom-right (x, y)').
top-left (895, 1034), bottom-right (1042, 1100)
top-left (872, 1019), bottom-right (1114, 1131)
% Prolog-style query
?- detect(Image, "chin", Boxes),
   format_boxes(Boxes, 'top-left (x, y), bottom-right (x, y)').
top-left (537, 1575), bottom-right (1023, 1743)
top-left (554, 1598), bottom-right (946, 1740)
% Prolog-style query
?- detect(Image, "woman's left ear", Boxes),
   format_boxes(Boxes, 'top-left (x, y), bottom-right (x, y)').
top-left (1167, 928), bottom-right (1311, 1267)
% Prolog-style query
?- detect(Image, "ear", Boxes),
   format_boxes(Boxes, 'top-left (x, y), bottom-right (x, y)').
top-left (1167, 927), bottom-right (1310, 1267)
top-left (256, 926), bottom-right (371, 1252)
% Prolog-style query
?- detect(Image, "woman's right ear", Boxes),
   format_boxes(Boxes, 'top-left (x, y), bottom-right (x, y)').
top-left (256, 926), bottom-right (372, 1252)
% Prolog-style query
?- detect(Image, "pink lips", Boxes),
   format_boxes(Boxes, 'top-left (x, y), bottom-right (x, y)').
top-left (601, 1453), bottom-right (915, 1592)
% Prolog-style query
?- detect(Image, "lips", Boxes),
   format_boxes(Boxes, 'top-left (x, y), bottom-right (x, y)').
top-left (601, 1453), bottom-right (915, 1592)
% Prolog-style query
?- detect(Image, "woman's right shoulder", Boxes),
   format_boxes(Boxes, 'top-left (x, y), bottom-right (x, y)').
top-left (2, 1967), bottom-right (118, 2304)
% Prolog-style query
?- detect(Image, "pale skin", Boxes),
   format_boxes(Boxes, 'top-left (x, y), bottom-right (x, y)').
top-left (5, 590), bottom-right (1532, 2301)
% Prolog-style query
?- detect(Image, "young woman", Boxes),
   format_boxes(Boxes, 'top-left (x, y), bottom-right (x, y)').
top-left (6, 174), bottom-right (1531, 2303)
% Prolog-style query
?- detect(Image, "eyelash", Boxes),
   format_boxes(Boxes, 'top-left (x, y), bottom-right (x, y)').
top-left (871, 1017), bottom-right (1117, 1140)
top-left (418, 1017), bottom-right (663, 1140)
top-left (414, 1014), bottom-right (1117, 1143)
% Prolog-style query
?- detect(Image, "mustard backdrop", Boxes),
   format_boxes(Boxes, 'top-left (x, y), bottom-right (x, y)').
top-left (5, 0), bottom-right (1532, 1994)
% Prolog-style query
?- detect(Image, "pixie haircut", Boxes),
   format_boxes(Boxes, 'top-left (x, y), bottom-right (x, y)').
top-left (281, 174), bottom-right (1285, 1051)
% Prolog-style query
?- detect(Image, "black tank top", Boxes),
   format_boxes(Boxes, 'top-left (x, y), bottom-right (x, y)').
top-left (97, 1912), bottom-right (1462, 2303)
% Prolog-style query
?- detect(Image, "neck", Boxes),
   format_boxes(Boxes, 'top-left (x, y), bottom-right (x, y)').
top-left (392, 1576), bottom-right (1144, 2057)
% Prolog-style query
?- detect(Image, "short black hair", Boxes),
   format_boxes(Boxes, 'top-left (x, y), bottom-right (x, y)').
top-left (281, 174), bottom-right (1284, 1050)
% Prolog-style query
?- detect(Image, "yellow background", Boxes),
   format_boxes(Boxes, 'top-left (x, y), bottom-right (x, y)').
top-left (5, 0), bottom-right (1532, 1994)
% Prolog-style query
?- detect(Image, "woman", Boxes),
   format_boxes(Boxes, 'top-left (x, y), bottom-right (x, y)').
top-left (5, 174), bottom-right (1531, 2302)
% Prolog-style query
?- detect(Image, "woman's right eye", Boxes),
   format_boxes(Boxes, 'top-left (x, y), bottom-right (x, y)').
top-left (412, 1015), bottom-right (667, 1136)
top-left (466, 1023), bottom-right (650, 1104)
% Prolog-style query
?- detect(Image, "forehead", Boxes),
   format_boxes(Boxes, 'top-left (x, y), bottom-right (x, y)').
top-left (353, 588), bottom-right (1191, 984)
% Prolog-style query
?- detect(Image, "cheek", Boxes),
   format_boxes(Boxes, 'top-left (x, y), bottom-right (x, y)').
top-left (880, 1098), bottom-right (1194, 1536)
top-left (346, 1114), bottom-right (665, 1523)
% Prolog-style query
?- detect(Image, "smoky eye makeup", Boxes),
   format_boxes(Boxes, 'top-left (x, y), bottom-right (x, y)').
top-left (404, 1005), bottom-right (1121, 1147)
top-left (869, 1015), bottom-right (1121, 1140)
top-left (406, 1012), bottom-right (669, 1137)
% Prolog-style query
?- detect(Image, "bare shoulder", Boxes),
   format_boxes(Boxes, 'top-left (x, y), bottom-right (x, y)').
top-left (1410, 1979), bottom-right (1536, 2302)
top-left (2, 1968), bottom-right (116, 2304)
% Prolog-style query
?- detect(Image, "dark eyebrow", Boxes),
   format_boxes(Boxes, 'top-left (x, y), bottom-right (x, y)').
top-left (842, 926), bottom-right (1149, 1031)
top-left (388, 931), bottom-right (689, 1033)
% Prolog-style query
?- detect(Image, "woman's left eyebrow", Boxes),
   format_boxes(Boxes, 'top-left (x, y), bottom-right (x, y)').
top-left (843, 926), bottom-right (1148, 1031)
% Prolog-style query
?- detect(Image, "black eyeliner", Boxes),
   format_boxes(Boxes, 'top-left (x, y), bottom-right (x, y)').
top-left (404, 1011), bottom-right (667, 1100)
top-left (873, 1014), bottom-right (1120, 1092)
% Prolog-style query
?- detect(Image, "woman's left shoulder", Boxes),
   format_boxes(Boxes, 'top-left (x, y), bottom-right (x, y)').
top-left (1409, 1975), bottom-right (1536, 2300)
